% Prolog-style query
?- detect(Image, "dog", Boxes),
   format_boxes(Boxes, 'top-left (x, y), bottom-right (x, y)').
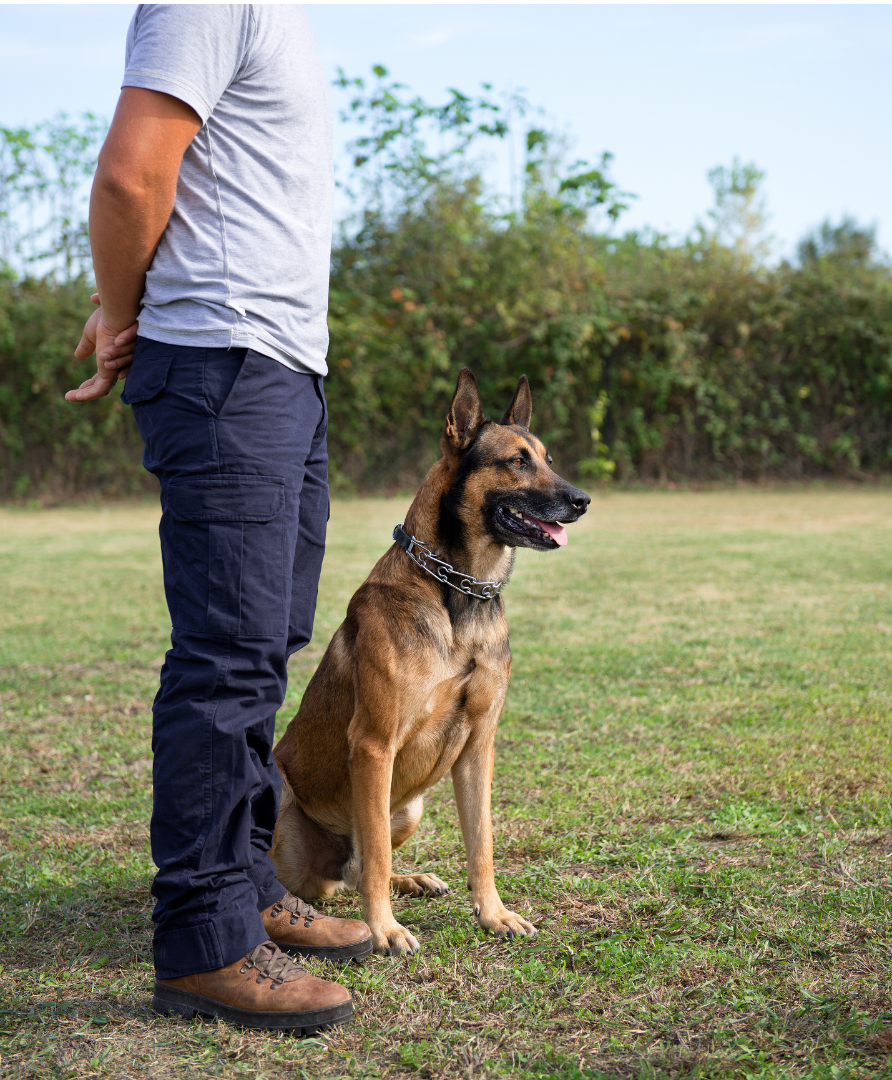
top-left (271, 369), bottom-right (590, 955)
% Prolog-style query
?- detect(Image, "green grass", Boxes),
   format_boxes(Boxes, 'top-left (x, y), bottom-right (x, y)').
top-left (2, 489), bottom-right (892, 1079)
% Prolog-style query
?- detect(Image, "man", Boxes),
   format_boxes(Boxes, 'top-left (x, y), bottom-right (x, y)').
top-left (66, 5), bottom-right (371, 1033)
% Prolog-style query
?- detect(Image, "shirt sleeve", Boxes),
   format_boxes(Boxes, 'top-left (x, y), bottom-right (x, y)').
top-left (122, 4), bottom-right (254, 124)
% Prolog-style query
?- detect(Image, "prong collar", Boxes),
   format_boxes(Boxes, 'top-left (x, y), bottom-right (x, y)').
top-left (392, 523), bottom-right (507, 601)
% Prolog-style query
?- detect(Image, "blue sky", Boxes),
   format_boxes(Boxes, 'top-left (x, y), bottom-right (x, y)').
top-left (3, 4), bottom-right (890, 259)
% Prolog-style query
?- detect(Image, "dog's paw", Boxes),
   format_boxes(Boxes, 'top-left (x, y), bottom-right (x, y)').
top-left (474, 904), bottom-right (537, 941)
top-left (370, 920), bottom-right (421, 956)
top-left (391, 872), bottom-right (451, 897)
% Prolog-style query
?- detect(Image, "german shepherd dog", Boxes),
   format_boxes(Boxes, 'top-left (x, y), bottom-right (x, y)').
top-left (271, 369), bottom-right (590, 955)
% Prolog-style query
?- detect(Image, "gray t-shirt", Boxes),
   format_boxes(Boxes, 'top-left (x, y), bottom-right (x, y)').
top-left (123, 4), bottom-right (333, 375)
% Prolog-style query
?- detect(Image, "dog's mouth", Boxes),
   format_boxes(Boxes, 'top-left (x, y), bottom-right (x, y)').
top-left (496, 505), bottom-right (569, 549)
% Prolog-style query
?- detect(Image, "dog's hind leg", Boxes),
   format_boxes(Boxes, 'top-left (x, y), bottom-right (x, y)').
top-left (389, 797), bottom-right (451, 897)
top-left (270, 772), bottom-right (352, 900)
top-left (390, 797), bottom-right (424, 850)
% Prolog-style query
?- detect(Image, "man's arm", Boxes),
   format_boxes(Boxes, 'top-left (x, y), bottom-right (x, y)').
top-left (66, 87), bottom-right (201, 403)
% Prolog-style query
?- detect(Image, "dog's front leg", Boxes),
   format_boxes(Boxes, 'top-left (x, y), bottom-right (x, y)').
top-left (349, 721), bottom-right (420, 956)
top-left (451, 733), bottom-right (537, 941)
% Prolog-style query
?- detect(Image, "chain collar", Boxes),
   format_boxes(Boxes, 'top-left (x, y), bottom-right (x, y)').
top-left (392, 523), bottom-right (507, 601)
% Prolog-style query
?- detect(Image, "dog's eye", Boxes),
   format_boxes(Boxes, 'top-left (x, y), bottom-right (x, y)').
top-left (546, 454), bottom-right (553, 465)
top-left (511, 457), bottom-right (525, 468)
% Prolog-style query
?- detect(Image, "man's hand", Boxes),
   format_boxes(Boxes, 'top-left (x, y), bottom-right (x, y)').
top-left (64, 87), bottom-right (200, 404)
top-left (66, 294), bottom-right (139, 402)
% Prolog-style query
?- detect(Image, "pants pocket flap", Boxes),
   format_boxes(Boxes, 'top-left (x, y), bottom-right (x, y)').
top-left (169, 475), bottom-right (285, 522)
top-left (120, 354), bottom-right (175, 405)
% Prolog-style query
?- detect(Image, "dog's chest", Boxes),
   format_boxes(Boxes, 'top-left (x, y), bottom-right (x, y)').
top-left (392, 647), bottom-right (509, 798)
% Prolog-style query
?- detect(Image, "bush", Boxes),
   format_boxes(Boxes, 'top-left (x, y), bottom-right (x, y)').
top-left (323, 185), bottom-right (892, 488)
top-left (0, 273), bottom-right (150, 499)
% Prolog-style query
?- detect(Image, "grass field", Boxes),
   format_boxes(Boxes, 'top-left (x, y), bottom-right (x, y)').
top-left (1, 489), bottom-right (892, 1080)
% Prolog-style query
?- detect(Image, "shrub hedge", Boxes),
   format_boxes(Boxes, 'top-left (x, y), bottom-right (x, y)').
top-left (323, 187), bottom-right (892, 490)
top-left (3, 204), bottom-right (891, 501)
top-left (0, 273), bottom-right (147, 499)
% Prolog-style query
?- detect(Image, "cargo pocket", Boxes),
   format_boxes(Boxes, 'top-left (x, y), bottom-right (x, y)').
top-left (120, 353), bottom-right (174, 441)
top-left (120, 354), bottom-right (174, 405)
top-left (167, 474), bottom-right (287, 637)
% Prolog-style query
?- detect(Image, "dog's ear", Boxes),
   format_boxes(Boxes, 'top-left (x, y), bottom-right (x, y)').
top-left (444, 368), bottom-right (486, 452)
top-left (500, 375), bottom-right (532, 430)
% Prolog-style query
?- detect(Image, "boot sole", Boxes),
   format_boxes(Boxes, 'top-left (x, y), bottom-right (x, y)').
top-left (274, 934), bottom-right (374, 964)
top-left (153, 982), bottom-right (353, 1034)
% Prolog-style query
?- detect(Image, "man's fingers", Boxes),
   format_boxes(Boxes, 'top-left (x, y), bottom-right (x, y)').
top-left (65, 381), bottom-right (111, 402)
top-left (74, 306), bottom-right (101, 359)
top-left (101, 338), bottom-right (137, 358)
top-left (98, 319), bottom-right (139, 367)
top-left (74, 332), bottom-right (97, 360)
top-left (91, 293), bottom-right (100, 305)
top-left (114, 322), bottom-right (138, 346)
top-left (101, 340), bottom-right (137, 368)
top-left (64, 373), bottom-right (116, 402)
top-left (64, 376), bottom-right (97, 401)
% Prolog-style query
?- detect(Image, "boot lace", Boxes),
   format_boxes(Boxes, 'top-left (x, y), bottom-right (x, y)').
top-left (269, 891), bottom-right (320, 928)
top-left (239, 941), bottom-right (306, 988)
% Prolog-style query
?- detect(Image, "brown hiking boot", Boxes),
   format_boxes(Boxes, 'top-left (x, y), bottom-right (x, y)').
top-left (153, 941), bottom-right (352, 1033)
top-left (261, 892), bottom-right (373, 963)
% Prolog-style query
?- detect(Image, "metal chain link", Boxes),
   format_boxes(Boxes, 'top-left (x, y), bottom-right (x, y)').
top-left (393, 523), bottom-right (507, 601)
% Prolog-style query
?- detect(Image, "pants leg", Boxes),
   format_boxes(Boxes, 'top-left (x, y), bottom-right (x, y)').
top-left (287, 382), bottom-right (329, 658)
top-left (246, 381), bottom-right (328, 901)
top-left (123, 337), bottom-right (328, 980)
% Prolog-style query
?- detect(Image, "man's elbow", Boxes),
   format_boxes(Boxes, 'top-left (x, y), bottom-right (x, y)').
top-left (93, 155), bottom-right (173, 210)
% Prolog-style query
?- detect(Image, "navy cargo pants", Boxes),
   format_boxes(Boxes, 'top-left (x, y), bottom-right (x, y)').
top-left (122, 337), bottom-right (328, 980)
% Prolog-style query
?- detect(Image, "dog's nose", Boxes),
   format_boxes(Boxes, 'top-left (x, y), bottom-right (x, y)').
top-left (570, 490), bottom-right (591, 515)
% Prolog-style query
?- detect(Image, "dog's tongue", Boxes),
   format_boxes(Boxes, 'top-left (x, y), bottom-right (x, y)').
top-left (532, 516), bottom-right (568, 547)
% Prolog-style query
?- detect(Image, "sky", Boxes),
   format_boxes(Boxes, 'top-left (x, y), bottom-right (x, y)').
top-left (2, 3), bottom-right (890, 260)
